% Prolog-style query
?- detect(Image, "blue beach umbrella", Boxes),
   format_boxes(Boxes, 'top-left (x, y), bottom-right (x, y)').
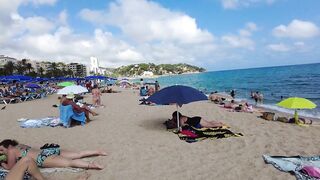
top-left (25, 83), bottom-right (41, 89)
top-left (147, 85), bottom-right (208, 129)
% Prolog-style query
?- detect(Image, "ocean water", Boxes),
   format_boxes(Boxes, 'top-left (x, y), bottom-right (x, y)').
top-left (147, 63), bottom-right (320, 119)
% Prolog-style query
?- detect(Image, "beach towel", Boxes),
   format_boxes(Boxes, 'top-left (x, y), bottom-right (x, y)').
top-left (59, 105), bottom-right (86, 128)
top-left (19, 117), bottom-right (61, 128)
top-left (263, 155), bottom-right (320, 180)
top-left (175, 125), bottom-right (243, 143)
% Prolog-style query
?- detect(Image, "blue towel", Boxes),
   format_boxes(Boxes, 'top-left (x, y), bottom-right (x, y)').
top-left (263, 155), bottom-right (320, 180)
top-left (59, 105), bottom-right (86, 128)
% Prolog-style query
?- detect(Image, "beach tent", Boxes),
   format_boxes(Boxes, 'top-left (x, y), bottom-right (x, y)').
top-left (277, 97), bottom-right (317, 125)
top-left (147, 85), bottom-right (208, 130)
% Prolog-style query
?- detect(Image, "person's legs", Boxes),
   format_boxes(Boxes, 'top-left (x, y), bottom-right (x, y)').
top-left (200, 119), bottom-right (224, 128)
top-left (42, 156), bottom-right (104, 170)
top-left (6, 157), bottom-right (44, 180)
top-left (82, 106), bottom-right (98, 116)
top-left (60, 150), bottom-right (107, 159)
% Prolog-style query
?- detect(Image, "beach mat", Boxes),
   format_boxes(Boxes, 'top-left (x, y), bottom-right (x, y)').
top-left (263, 155), bottom-right (320, 180)
top-left (172, 125), bottom-right (243, 143)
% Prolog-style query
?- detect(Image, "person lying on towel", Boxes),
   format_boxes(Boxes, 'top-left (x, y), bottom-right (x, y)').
top-left (171, 111), bottom-right (225, 129)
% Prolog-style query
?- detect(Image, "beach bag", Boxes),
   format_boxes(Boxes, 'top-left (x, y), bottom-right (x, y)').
top-left (262, 112), bottom-right (275, 121)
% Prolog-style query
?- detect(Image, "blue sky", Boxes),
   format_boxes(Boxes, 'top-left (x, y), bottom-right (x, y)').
top-left (1, 0), bottom-right (320, 71)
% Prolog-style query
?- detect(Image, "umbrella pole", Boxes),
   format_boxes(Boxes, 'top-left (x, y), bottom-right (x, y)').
top-left (294, 109), bottom-right (299, 125)
top-left (176, 104), bottom-right (180, 131)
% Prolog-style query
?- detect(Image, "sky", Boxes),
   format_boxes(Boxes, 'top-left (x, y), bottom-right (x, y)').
top-left (0, 0), bottom-right (319, 71)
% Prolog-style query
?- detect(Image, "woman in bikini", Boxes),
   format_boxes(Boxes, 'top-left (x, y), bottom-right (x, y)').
top-left (172, 111), bottom-right (225, 128)
top-left (0, 139), bottom-right (107, 171)
top-left (92, 85), bottom-right (103, 107)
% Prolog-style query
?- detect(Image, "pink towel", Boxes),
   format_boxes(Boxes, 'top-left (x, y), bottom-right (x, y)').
top-left (180, 130), bottom-right (198, 138)
top-left (301, 166), bottom-right (320, 178)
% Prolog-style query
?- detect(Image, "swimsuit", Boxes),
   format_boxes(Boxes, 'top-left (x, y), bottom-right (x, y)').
top-left (186, 116), bottom-right (202, 128)
top-left (36, 145), bottom-right (61, 167)
top-left (17, 145), bottom-right (31, 161)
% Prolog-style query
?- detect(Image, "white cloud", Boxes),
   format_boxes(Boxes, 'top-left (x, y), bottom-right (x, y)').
top-left (29, 0), bottom-right (57, 6)
top-left (79, 0), bottom-right (214, 44)
top-left (272, 19), bottom-right (320, 39)
top-left (267, 43), bottom-right (290, 52)
top-left (222, 35), bottom-right (255, 49)
top-left (222, 22), bottom-right (257, 49)
top-left (0, 0), bottom-right (269, 69)
top-left (221, 0), bottom-right (277, 9)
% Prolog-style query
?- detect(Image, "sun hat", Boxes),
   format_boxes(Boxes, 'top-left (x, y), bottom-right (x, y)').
top-left (66, 93), bottom-right (75, 99)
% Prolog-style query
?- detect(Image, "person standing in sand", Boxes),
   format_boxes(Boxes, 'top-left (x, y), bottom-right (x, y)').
top-left (92, 85), bottom-right (103, 107)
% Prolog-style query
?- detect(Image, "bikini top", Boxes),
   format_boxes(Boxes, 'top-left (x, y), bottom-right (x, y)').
top-left (17, 144), bottom-right (31, 158)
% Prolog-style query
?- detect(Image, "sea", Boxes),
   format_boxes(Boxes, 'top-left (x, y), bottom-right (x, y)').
top-left (144, 63), bottom-right (320, 119)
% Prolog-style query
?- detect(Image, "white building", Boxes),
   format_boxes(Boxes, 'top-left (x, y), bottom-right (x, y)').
top-left (89, 57), bottom-right (108, 75)
top-left (0, 55), bottom-right (17, 65)
top-left (141, 71), bottom-right (154, 77)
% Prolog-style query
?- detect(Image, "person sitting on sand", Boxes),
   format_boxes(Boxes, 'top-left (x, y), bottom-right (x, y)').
top-left (171, 111), bottom-right (225, 128)
top-left (276, 116), bottom-right (312, 125)
top-left (0, 139), bottom-right (107, 171)
top-left (61, 93), bottom-right (98, 122)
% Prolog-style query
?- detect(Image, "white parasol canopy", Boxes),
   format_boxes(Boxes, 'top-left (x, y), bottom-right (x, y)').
top-left (57, 85), bottom-right (88, 95)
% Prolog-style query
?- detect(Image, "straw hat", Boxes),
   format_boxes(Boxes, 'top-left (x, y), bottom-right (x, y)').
top-left (66, 93), bottom-right (75, 99)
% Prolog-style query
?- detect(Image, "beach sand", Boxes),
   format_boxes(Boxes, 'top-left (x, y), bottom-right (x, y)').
top-left (1, 88), bottom-right (320, 180)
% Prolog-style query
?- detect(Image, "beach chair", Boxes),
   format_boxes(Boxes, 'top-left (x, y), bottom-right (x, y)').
top-left (59, 105), bottom-right (86, 128)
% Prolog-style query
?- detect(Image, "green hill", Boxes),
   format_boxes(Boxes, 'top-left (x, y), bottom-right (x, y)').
top-left (112, 63), bottom-right (205, 77)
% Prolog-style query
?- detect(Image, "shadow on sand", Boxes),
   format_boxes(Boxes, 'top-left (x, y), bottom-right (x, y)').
top-left (139, 118), bottom-right (167, 131)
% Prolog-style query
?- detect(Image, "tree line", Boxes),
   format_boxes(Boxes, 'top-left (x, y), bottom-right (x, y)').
top-left (0, 59), bottom-right (74, 77)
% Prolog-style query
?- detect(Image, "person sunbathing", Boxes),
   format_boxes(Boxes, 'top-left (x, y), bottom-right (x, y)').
top-left (61, 94), bottom-right (98, 122)
top-left (4, 156), bottom-right (45, 180)
top-left (171, 111), bottom-right (225, 128)
top-left (0, 139), bottom-right (107, 171)
top-left (4, 156), bottom-right (91, 180)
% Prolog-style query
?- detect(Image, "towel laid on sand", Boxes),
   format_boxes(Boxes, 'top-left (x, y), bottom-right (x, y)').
top-left (0, 167), bottom-right (83, 179)
top-left (18, 117), bottom-right (61, 128)
top-left (263, 155), bottom-right (320, 180)
top-left (174, 125), bottom-right (243, 143)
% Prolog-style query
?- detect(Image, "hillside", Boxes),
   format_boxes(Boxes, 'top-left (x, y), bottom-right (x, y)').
top-left (112, 63), bottom-right (205, 77)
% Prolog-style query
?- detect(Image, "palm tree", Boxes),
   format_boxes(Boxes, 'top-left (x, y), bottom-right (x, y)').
top-left (38, 67), bottom-right (44, 76)
top-left (26, 63), bottom-right (33, 74)
top-left (4, 61), bottom-right (15, 75)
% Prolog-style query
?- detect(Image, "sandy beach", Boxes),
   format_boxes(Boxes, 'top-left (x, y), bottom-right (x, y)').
top-left (1, 88), bottom-right (320, 180)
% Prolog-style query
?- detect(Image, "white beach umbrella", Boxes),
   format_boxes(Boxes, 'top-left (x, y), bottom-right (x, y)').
top-left (119, 79), bottom-right (132, 84)
top-left (57, 85), bottom-right (88, 95)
